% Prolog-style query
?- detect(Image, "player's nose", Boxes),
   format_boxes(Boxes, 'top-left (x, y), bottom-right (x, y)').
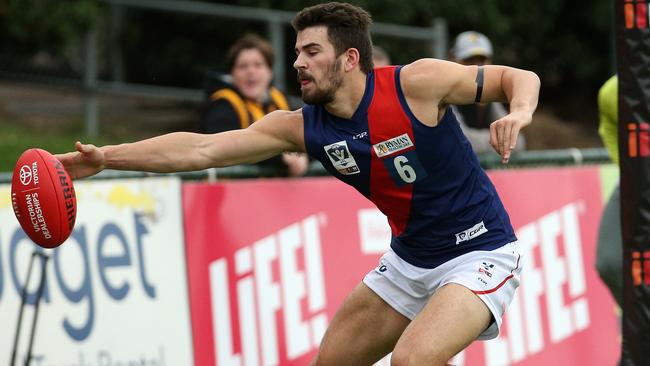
top-left (293, 54), bottom-right (306, 70)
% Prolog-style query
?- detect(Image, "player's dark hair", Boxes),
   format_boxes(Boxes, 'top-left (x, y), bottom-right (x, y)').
top-left (226, 34), bottom-right (274, 72)
top-left (292, 2), bottom-right (374, 73)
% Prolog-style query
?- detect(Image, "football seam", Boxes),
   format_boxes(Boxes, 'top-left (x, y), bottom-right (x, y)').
top-left (35, 149), bottom-right (64, 246)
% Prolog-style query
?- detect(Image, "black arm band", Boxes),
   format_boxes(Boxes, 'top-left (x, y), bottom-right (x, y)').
top-left (474, 66), bottom-right (484, 103)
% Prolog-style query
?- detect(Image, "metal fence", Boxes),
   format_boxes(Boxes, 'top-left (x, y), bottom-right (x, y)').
top-left (0, 147), bottom-right (613, 184)
top-left (0, 0), bottom-right (449, 137)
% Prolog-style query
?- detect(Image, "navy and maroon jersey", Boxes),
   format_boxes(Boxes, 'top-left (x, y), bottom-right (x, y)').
top-left (302, 66), bottom-right (517, 268)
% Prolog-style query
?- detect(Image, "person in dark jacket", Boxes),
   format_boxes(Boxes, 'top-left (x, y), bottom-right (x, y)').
top-left (201, 34), bottom-right (308, 176)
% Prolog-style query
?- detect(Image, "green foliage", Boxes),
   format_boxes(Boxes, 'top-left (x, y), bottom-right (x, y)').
top-left (0, 0), bottom-right (100, 55)
top-left (0, 0), bottom-right (615, 124)
top-left (0, 117), bottom-right (115, 172)
top-left (197, 0), bottom-right (614, 106)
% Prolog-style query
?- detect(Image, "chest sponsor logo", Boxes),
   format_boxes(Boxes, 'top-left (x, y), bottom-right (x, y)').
top-left (324, 140), bottom-right (360, 175)
top-left (455, 221), bottom-right (488, 244)
top-left (372, 133), bottom-right (414, 158)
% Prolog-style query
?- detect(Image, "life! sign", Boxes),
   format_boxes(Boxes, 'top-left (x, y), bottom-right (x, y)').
top-left (183, 166), bottom-right (620, 366)
top-left (459, 166), bottom-right (620, 365)
top-left (182, 177), bottom-right (386, 366)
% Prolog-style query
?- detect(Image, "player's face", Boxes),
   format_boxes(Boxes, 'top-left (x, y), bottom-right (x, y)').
top-left (231, 48), bottom-right (273, 102)
top-left (294, 26), bottom-right (344, 105)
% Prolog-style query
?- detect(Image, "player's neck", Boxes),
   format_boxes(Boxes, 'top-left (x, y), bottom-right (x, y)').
top-left (324, 71), bottom-right (367, 120)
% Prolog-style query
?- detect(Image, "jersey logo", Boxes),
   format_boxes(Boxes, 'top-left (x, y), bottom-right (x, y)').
top-left (372, 133), bottom-right (414, 158)
top-left (353, 131), bottom-right (368, 140)
top-left (324, 140), bottom-right (360, 175)
top-left (455, 221), bottom-right (488, 244)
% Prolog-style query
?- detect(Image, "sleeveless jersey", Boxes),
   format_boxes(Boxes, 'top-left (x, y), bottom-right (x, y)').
top-left (302, 66), bottom-right (517, 268)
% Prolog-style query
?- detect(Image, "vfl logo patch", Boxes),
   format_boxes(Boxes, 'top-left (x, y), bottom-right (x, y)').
top-left (455, 221), bottom-right (488, 244)
top-left (373, 133), bottom-right (414, 158)
top-left (324, 140), bottom-right (360, 175)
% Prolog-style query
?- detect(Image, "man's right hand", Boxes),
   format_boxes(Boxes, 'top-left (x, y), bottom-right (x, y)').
top-left (55, 141), bottom-right (106, 179)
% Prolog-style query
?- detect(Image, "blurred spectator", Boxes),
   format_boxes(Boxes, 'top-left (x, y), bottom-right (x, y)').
top-left (450, 31), bottom-right (526, 155)
top-left (200, 34), bottom-right (308, 177)
top-left (372, 45), bottom-right (391, 67)
top-left (596, 75), bottom-right (622, 307)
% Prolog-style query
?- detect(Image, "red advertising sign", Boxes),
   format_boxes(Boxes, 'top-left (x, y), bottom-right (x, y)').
top-left (459, 167), bottom-right (620, 365)
top-left (183, 166), bottom-right (619, 366)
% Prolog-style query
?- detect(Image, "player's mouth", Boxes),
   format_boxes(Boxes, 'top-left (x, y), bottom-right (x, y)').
top-left (300, 79), bottom-right (312, 88)
top-left (298, 73), bottom-right (314, 89)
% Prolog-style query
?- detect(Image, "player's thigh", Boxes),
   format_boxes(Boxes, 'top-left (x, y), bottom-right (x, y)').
top-left (311, 282), bottom-right (410, 366)
top-left (391, 283), bottom-right (492, 366)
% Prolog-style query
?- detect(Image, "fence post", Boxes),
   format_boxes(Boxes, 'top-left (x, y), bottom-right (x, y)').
top-left (432, 18), bottom-right (448, 60)
top-left (84, 30), bottom-right (99, 138)
top-left (109, 3), bottom-right (125, 83)
top-left (268, 20), bottom-right (286, 92)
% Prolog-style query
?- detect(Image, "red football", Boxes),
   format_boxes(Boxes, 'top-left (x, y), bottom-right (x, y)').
top-left (11, 148), bottom-right (77, 248)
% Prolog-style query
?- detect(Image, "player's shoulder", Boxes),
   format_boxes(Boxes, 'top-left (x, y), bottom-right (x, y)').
top-left (268, 108), bottom-right (304, 122)
top-left (399, 58), bottom-right (462, 95)
top-left (401, 58), bottom-right (456, 80)
top-left (253, 109), bottom-right (304, 132)
top-left (248, 109), bottom-right (305, 151)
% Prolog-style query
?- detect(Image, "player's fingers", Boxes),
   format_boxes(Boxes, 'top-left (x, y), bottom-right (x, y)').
top-left (81, 144), bottom-right (92, 154)
top-left (54, 151), bottom-right (75, 163)
top-left (490, 121), bottom-right (501, 155)
top-left (78, 142), bottom-right (99, 156)
top-left (502, 122), bottom-right (512, 154)
top-left (489, 122), bottom-right (499, 153)
top-left (509, 123), bottom-right (521, 151)
top-left (496, 122), bottom-right (505, 155)
top-left (494, 120), bottom-right (510, 163)
top-left (502, 122), bottom-right (523, 164)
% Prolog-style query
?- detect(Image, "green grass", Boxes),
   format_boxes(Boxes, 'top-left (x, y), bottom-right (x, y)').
top-left (0, 117), bottom-right (118, 173)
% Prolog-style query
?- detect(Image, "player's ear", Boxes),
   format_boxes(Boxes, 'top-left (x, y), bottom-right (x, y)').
top-left (343, 48), bottom-right (360, 72)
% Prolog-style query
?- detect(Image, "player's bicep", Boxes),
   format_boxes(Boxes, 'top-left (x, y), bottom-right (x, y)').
top-left (402, 59), bottom-right (495, 106)
top-left (443, 65), bottom-right (508, 105)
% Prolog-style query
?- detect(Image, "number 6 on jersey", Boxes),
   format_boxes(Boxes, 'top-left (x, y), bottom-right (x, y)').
top-left (385, 150), bottom-right (427, 186)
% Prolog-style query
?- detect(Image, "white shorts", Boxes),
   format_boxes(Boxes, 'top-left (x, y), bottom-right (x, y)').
top-left (363, 241), bottom-right (521, 340)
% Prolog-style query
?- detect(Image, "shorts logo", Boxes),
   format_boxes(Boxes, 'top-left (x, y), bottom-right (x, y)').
top-left (372, 133), bottom-right (414, 158)
top-left (479, 262), bottom-right (494, 278)
top-left (376, 259), bottom-right (388, 273)
top-left (324, 140), bottom-right (360, 175)
top-left (455, 221), bottom-right (488, 244)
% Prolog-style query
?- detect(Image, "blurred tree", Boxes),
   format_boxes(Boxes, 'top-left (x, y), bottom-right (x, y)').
top-left (0, 0), bottom-right (100, 76)
top-left (226, 1), bottom-right (613, 123)
top-left (0, 0), bottom-right (614, 125)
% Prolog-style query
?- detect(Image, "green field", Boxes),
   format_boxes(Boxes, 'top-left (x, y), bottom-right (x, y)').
top-left (0, 117), bottom-right (118, 173)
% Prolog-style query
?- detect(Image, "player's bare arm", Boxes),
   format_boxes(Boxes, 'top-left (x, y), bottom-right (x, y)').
top-left (401, 59), bottom-right (540, 163)
top-left (56, 109), bottom-right (306, 179)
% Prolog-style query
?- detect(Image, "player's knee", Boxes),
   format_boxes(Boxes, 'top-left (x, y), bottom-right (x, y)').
top-left (391, 345), bottom-right (451, 366)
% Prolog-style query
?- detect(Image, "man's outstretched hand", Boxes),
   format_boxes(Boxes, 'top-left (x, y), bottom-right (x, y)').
top-left (55, 141), bottom-right (106, 179)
